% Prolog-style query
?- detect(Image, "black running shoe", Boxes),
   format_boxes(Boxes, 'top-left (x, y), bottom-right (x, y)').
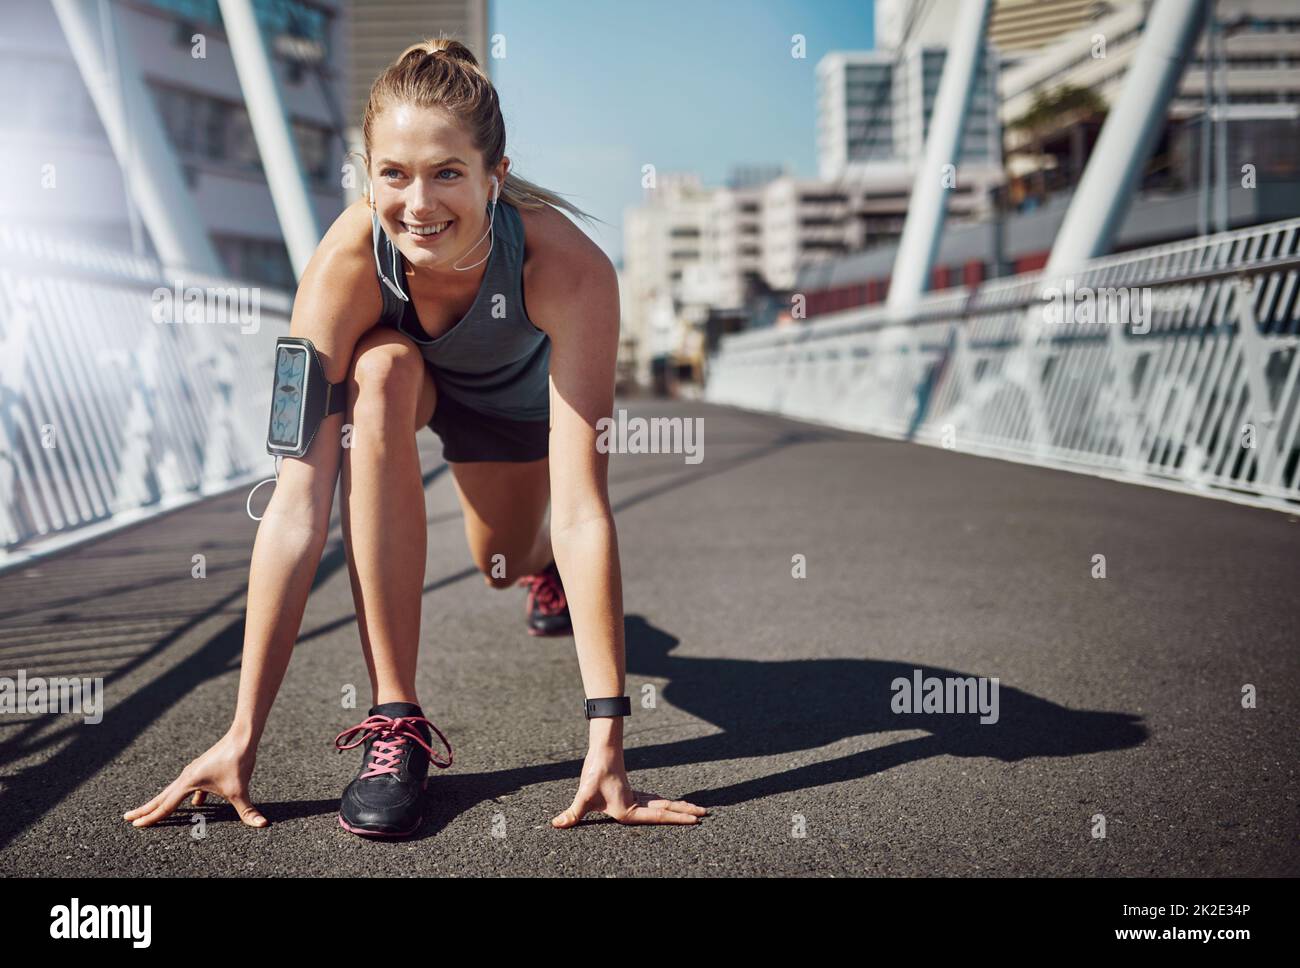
top-left (333, 701), bottom-right (453, 838)
top-left (517, 559), bottom-right (573, 636)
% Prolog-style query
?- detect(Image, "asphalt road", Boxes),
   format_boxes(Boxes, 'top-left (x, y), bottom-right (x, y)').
top-left (1, 397), bottom-right (1297, 876)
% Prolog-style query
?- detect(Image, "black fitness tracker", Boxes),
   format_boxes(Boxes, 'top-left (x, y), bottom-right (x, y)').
top-left (584, 696), bottom-right (631, 719)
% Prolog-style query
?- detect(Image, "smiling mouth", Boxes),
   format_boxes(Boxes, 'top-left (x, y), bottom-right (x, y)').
top-left (402, 219), bottom-right (453, 237)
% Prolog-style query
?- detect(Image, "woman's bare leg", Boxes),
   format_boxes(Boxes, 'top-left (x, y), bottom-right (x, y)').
top-left (447, 457), bottom-right (553, 588)
top-left (339, 329), bottom-right (437, 706)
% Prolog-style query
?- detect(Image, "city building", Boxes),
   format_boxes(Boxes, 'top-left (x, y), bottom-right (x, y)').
top-left (793, 178), bottom-right (1300, 320)
top-left (816, 47), bottom-right (1002, 195)
top-left (989, 0), bottom-right (1139, 62)
top-left (625, 2), bottom-right (1010, 389)
top-left (816, 0), bottom-right (1005, 251)
top-left (1001, 0), bottom-right (1300, 205)
top-left (622, 174), bottom-right (712, 391)
top-left (875, 0), bottom-right (967, 49)
top-left (787, 0), bottom-right (1300, 325)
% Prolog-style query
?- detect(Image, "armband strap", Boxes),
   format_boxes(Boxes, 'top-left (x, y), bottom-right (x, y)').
top-left (266, 336), bottom-right (347, 459)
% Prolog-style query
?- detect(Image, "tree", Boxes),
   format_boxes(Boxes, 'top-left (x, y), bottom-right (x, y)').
top-left (1008, 84), bottom-right (1108, 199)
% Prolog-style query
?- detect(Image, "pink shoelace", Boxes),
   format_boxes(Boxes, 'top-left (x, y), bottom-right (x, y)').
top-left (333, 714), bottom-right (453, 778)
top-left (520, 562), bottom-right (568, 616)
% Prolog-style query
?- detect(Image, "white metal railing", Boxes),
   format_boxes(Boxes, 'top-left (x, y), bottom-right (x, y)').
top-left (705, 217), bottom-right (1300, 510)
top-left (0, 225), bottom-right (290, 569)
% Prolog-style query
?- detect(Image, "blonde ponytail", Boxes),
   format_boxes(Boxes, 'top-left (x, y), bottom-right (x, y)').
top-left (362, 35), bottom-right (605, 227)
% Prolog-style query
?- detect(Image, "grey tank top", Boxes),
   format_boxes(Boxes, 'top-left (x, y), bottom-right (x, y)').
top-left (371, 197), bottom-right (550, 422)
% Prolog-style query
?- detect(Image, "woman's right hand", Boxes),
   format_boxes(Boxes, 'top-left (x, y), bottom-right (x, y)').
top-left (123, 730), bottom-right (267, 828)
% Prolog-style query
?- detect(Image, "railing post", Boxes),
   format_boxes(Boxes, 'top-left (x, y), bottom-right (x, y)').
top-left (217, 0), bottom-right (324, 280)
top-left (1232, 276), bottom-right (1279, 487)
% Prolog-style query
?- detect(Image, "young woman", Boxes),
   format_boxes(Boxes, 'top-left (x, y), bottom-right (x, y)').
top-left (123, 38), bottom-right (706, 837)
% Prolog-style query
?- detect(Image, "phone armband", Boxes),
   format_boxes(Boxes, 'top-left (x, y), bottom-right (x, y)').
top-left (266, 336), bottom-right (346, 459)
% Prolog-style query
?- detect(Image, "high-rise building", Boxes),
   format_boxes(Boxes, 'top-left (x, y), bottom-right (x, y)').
top-left (817, 46), bottom-right (1002, 183)
top-left (989, 0), bottom-right (1138, 60)
top-left (795, 0), bottom-right (1300, 320)
top-left (877, 0), bottom-right (1137, 59)
top-left (816, 42), bottom-right (1004, 249)
top-left (875, 0), bottom-right (967, 49)
top-left (817, 52), bottom-right (898, 180)
top-left (891, 46), bottom-right (1003, 171)
top-left (690, 182), bottom-right (767, 311)
top-left (1000, 0), bottom-right (1300, 200)
top-left (622, 175), bottom-right (712, 388)
top-left (819, 0), bottom-right (1002, 192)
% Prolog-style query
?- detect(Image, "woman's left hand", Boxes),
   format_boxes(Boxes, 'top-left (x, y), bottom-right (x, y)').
top-left (552, 745), bottom-right (709, 828)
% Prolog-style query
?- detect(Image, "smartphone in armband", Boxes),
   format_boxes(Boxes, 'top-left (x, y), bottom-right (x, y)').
top-left (266, 336), bottom-right (346, 459)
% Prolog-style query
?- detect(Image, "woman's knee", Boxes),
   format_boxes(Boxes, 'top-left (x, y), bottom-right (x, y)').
top-left (348, 334), bottom-right (425, 410)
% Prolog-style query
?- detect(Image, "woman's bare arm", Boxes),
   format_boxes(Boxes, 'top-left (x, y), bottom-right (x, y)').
top-left (125, 202), bottom-right (382, 827)
top-left (519, 213), bottom-right (707, 828)
top-left (228, 206), bottom-right (382, 748)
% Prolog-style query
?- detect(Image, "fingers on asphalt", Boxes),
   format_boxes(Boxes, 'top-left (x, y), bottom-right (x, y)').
top-left (131, 783), bottom-right (192, 827)
top-left (123, 789), bottom-right (168, 822)
top-left (623, 805), bottom-right (700, 825)
top-left (645, 798), bottom-right (709, 816)
top-left (229, 793), bottom-right (268, 827)
top-left (551, 801), bottom-right (587, 827)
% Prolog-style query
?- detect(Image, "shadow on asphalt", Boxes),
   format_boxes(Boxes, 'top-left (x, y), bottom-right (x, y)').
top-left (0, 421), bottom-right (1144, 846)
top-left (0, 464), bottom-right (452, 851)
top-left (0, 599), bottom-right (1150, 846)
top-left (615, 615), bottom-right (1149, 806)
top-left (340, 614), bottom-right (1149, 838)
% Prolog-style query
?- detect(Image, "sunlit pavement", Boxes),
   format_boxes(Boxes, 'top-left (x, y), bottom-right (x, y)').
top-left (1, 398), bottom-right (1296, 876)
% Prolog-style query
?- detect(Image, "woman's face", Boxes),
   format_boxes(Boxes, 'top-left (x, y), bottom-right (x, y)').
top-left (369, 104), bottom-right (505, 275)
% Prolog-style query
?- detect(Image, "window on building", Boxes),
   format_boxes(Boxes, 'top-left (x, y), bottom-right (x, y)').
top-left (213, 233), bottom-right (295, 289)
top-left (150, 82), bottom-right (335, 187)
top-left (141, 0), bottom-right (332, 60)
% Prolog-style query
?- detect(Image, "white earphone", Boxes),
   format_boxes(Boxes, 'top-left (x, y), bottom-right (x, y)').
top-left (370, 180), bottom-right (409, 302)
top-left (452, 175), bottom-right (499, 272)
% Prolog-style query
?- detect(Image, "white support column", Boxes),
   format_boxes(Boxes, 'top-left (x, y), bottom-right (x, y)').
top-left (1046, 0), bottom-right (1209, 275)
top-left (1019, 0), bottom-right (1209, 463)
top-left (886, 0), bottom-right (993, 317)
top-left (51, 0), bottom-right (224, 274)
top-left (217, 0), bottom-right (323, 281)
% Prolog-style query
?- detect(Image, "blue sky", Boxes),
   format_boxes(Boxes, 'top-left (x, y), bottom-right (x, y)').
top-left (491, 0), bottom-right (875, 266)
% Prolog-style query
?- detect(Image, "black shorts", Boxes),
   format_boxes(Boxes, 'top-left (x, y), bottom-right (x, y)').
top-left (428, 387), bottom-right (549, 463)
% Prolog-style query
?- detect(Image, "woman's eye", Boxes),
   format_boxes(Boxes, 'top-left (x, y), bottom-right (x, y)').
top-left (380, 167), bottom-right (457, 180)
